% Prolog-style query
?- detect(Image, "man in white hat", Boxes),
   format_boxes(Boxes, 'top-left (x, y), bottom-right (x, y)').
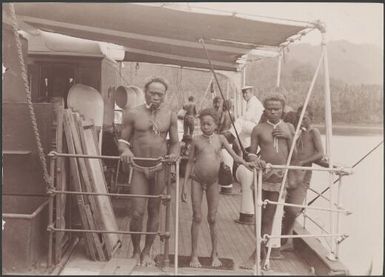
top-left (230, 85), bottom-right (264, 150)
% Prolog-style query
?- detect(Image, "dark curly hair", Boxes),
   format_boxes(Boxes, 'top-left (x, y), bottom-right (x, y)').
top-left (199, 108), bottom-right (219, 125)
top-left (297, 105), bottom-right (313, 119)
top-left (144, 76), bottom-right (169, 92)
top-left (263, 93), bottom-right (286, 109)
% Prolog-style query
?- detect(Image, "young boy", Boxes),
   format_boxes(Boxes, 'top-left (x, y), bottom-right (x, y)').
top-left (240, 93), bottom-right (295, 269)
top-left (281, 105), bottom-right (324, 249)
top-left (181, 108), bottom-right (252, 268)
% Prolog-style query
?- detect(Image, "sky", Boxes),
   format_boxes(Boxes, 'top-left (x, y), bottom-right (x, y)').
top-left (188, 2), bottom-right (383, 49)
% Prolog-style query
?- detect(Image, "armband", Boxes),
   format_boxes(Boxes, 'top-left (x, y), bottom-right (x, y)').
top-left (118, 139), bottom-right (131, 147)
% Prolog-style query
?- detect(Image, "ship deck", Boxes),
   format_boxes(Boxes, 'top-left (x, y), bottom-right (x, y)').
top-left (59, 179), bottom-right (313, 275)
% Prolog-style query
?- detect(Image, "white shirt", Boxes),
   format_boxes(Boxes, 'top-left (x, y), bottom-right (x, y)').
top-left (229, 95), bottom-right (264, 148)
top-left (243, 95), bottom-right (264, 125)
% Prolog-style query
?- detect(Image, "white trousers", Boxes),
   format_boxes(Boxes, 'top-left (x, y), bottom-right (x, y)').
top-left (236, 165), bottom-right (282, 247)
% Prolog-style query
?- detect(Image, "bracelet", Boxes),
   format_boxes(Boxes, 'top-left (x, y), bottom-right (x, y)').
top-left (118, 139), bottom-right (131, 147)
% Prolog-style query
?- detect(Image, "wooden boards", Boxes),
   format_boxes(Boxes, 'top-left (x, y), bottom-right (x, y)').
top-left (75, 113), bottom-right (120, 255)
top-left (99, 258), bottom-right (137, 275)
top-left (62, 109), bottom-right (120, 261)
top-left (51, 97), bottom-right (70, 264)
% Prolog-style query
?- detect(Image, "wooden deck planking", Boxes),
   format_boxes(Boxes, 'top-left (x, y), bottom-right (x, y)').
top-left (106, 179), bottom-right (310, 274)
top-left (217, 194), bottom-right (252, 263)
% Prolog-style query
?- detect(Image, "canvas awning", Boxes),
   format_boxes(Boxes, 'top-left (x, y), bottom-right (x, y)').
top-left (13, 3), bottom-right (315, 71)
top-left (19, 30), bottom-right (126, 61)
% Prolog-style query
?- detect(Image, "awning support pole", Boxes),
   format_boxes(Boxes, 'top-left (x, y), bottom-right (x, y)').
top-left (321, 30), bottom-right (337, 260)
top-left (241, 66), bottom-right (246, 115)
top-left (276, 49), bottom-right (283, 88)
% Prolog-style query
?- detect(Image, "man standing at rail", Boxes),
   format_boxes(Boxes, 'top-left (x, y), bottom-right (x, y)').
top-left (230, 86), bottom-right (264, 150)
top-left (240, 93), bottom-right (295, 269)
top-left (119, 76), bottom-right (180, 266)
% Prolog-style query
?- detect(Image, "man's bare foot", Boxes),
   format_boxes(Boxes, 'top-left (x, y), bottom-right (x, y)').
top-left (189, 256), bottom-right (202, 268)
top-left (140, 252), bottom-right (155, 267)
top-left (132, 252), bottom-right (141, 266)
top-left (211, 256), bottom-right (222, 267)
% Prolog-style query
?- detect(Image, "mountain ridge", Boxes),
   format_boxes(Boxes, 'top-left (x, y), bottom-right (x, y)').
top-left (280, 40), bottom-right (383, 85)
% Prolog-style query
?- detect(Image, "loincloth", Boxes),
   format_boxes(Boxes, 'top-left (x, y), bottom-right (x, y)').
top-left (191, 172), bottom-right (217, 191)
top-left (131, 159), bottom-right (164, 179)
top-left (288, 169), bottom-right (313, 189)
top-left (184, 115), bottom-right (195, 124)
top-left (262, 168), bottom-right (287, 192)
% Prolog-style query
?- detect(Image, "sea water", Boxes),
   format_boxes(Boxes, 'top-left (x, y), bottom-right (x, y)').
top-left (304, 135), bottom-right (383, 275)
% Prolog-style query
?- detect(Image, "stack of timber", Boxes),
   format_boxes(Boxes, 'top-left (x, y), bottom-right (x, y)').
top-left (51, 97), bottom-right (71, 264)
top-left (62, 109), bottom-right (120, 261)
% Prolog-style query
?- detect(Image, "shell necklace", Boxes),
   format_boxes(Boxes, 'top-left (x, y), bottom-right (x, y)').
top-left (267, 120), bottom-right (282, 152)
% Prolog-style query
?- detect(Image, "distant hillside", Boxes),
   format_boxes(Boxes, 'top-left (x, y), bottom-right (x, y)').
top-left (121, 41), bottom-right (383, 125)
top-left (245, 41), bottom-right (383, 125)
top-left (282, 40), bottom-right (383, 86)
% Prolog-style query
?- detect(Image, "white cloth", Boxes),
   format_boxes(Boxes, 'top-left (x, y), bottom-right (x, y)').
top-left (244, 95), bottom-right (264, 124)
top-left (221, 149), bottom-right (234, 188)
top-left (236, 165), bottom-right (254, 215)
top-left (230, 95), bottom-right (264, 148)
top-left (236, 165), bottom-right (281, 248)
top-left (221, 149), bottom-right (233, 169)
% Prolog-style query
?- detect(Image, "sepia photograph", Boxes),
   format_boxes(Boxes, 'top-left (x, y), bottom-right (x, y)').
top-left (2, 2), bottom-right (383, 275)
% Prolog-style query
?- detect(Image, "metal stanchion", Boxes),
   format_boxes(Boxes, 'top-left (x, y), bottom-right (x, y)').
top-left (174, 160), bottom-right (180, 275)
top-left (253, 169), bottom-right (262, 275)
top-left (303, 196), bottom-right (307, 229)
top-left (163, 164), bottom-right (171, 267)
top-left (335, 177), bottom-right (343, 259)
top-left (48, 156), bottom-right (56, 268)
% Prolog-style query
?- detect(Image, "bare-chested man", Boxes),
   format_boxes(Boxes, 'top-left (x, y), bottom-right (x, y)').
top-left (240, 93), bottom-right (295, 269)
top-left (281, 105), bottom-right (324, 250)
top-left (119, 76), bottom-right (180, 266)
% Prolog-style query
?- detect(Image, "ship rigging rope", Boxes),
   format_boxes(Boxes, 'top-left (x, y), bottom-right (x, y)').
top-left (8, 3), bottom-right (53, 190)
top-left (199, 38), bottom-right (247, 155)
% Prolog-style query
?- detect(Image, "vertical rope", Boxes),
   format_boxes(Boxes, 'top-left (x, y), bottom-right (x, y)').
top-left (8, 4), bottom-right (52, 189)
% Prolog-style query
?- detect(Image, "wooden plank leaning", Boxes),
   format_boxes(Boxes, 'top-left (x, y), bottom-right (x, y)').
top-left (69, 111), bottom-right (106, 261)
top-left (76, 115), bottom-right (120, 258)
top-left (52, 97), bottom-right (66, 264)
top-left (63, 110), bottom-right (98, 260)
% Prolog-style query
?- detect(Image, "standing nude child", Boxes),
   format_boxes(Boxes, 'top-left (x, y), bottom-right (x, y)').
top-left (181, 108), bottom-right (252, 268)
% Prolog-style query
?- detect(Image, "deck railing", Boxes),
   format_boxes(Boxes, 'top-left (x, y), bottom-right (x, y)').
top-left (47, 151), bottom-right (181, 275)
top-left (252, 165), bottom-right (352, 275)
top-left (48, 151), bottom-right (352, 275)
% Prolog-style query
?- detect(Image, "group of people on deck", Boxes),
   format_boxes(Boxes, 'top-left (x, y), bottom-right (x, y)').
top-left (118, 76), bottom-right (327, 269)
